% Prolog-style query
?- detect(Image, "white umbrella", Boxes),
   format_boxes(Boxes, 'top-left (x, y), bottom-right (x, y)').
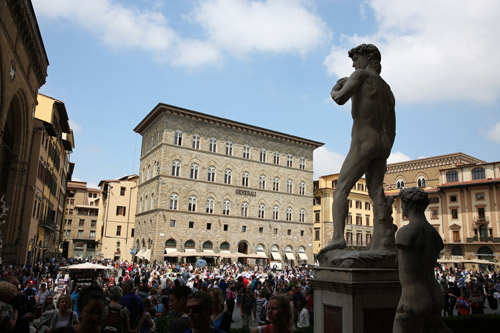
top-left (67, 263), bottom-right (112, 270)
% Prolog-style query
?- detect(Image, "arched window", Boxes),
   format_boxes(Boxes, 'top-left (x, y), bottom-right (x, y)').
top-left (203, 241), bottom-right (213, 249)
top-left (273, 177), bottom-right (280, 191)
top-left (417, 176), bottom-right (426, 188)
top-left (150, 193), bottom-right (154, 210)
top-left (208, 166), bottom-right (216, 182)
top-left (172, 160), bottom-right (181, 177)
top-left (242, 172), bottom-right (249, 187)
top-left (299, 182), bottom-right (305, 195)
top-left (139, 198), bottom-right (143, 213)
top-left (223, 200), bottom-right (231, 215)
top-left (299, 157), bottom-right (306, 170)
top-left (243, 145), bottom-right (250, 159)
top-left (147, 165), bottom-right (151, 180)
top-left (260, 149), bottom-right (266, 162)
top-left (256, 244), bottom-right (265, 252)
top-left (225, 141), bottom-right (233, 155)
top-left (286, 179), bottom-right (293, 193)
top-left (286, 207), bottom-right (293, 221)
top-left (145, 195), bottom-right (149, 211)
top-left (258, 204), bottom-right (265, 219)
top-left (185, 240), bottom-right (195, 249)
top-left (287, 154), bottom-right (293, 167)
top-left (274, 152), bottom-right (280, 164)
top-left (220, 242), bottom-right (230, 250)
top-left (192, 134), bottom-right (200, 149)
top-left (271, 244), bottom-right (279, 252)
top-left (472, 167), bottom-right (485, 180)
top-left (224, 169), bottom-right (232, 184)
top-left (188, 196), bottom-right (197, 212)
top-left (190, 163), bottom-right (199, 179)
top-left (298, 246), bottom-right (305, 253)
top-left (209, 137), bottom-right (217, 152)
top-left (446, 171), bottom-right (458, 183)
top-left (259, 175), bottom-right (266, 189)
top-left (165, 239), bottom-right (176, 247)
top-left (451, 246), bottom-right (464, 256)
top-left (206, 198), bottom-right (214, 214)
top-left (299, 209), bottom-right (305, 222)
top-left (169, 193), bottom-right (179, 210)
top-left (396, 179), bottom-right (405, 189)
top-left (273, 205), bottom-right (279, 220)
top-left (174, 130), bottom-right (183, 146)
top-left (241, 202), bottom-right (248, 217)
top-left (285, 245), bottom-right (292, 253)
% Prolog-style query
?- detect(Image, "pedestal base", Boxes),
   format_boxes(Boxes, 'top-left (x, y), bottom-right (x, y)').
top-left (311, 266), bottom-right (401, 333)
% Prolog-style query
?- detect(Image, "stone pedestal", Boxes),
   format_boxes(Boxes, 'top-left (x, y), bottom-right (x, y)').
top-left (311, 266), bottom-right (401, 333)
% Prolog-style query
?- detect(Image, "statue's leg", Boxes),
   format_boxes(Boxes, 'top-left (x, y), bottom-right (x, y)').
top-left (318, 149), bottom-right (369, 255)
top-left (366, 158), bottom-right (395, 251)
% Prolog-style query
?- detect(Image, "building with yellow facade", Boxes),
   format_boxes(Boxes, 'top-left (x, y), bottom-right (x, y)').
top-left (312, 174), bottom-right (374, 255)
top-left (96, 175), bottom-right (138, 262)
top-left (384, 153), bottom-right (500, 270)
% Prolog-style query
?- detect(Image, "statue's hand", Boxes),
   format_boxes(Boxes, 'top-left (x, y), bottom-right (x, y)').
top-left (331, 77), bottom-right (348, 95)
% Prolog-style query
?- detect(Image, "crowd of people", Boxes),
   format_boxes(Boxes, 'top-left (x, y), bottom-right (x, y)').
top-left (0, 258), bottom-right (314, 332)
top-left (435, 266), bottom-right (500, 316)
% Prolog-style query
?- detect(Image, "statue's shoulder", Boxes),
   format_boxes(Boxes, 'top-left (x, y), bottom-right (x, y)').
top-left (395, 224), bottom-right (417, 248)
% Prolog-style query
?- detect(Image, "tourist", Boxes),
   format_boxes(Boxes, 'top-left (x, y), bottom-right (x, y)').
top-left (102, 285), bottom-right (130, 333)
top-left (239, 286), bottom-right (255, 328)
top-left (33, 294), bottom-right (79, 332)
top-left (167, 285), bottom-right (191, 333)
top-left (251, 295), bottom-right (294, 333)
top-left (72, 285), bottom-right (106, 332)
top-left (209, 288), bottom-right (231, 331)
top-left (185, 291), bottom-right (226, 333)
top-left (119, 279), bottom-right (145, 332)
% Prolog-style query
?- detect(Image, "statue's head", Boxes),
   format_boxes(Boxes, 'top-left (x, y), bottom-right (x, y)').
top-left (348, 44), bottom-right (382, 74)
top-left (400, 187), bottom-right (430, 212)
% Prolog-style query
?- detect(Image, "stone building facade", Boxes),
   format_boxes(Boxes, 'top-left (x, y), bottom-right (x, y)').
top-left (0, 0), bottom-right (49, 262)
top-left (96, 175), bottom-right (138, 262)
top-left (61, 181), bottom-right (100, 259)
top-left (133, 103), bottom-right (323, 265)
top-left (313, 174), bottom-right (374, 255)
top-left (384, 153), bottom-right (500, 270)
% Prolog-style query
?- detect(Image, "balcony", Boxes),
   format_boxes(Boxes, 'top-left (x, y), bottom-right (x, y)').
top-left (39, 219), bottom-right (57, 231)
top-left (473, 216), bottom-right (490, 225)
top-left (466, 236), bottom-right (498, 243)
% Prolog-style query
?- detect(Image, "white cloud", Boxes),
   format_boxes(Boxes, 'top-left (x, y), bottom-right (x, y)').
top-left (313, 146), bottom-right (345, 179)
top-left (323, 0), bottom-right (500, 105)
top-left (33, 0), bottom-right (176, 51)
top-left (192, 0), bottom-right (330, 57)
top-left (33, 0), bottom-right (329, 67)
top-left (484, 122), bottom-right (500, 143)
top-left (387, 151), bottom-right (411, 164)
top-left (68, 120), bottom-right (81, 133)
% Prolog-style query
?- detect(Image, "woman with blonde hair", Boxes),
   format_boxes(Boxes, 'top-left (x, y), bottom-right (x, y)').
top-left (251, 295), bottom-right (294, 333)
top-left (34, 294), bottom-right (79, 332)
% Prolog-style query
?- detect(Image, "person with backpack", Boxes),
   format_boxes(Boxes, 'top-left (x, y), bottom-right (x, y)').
top-left (102, 286), bottom-right (130, 333)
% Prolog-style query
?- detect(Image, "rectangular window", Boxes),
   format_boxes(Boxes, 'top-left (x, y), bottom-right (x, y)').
top-left (478, 207), bottom-right (485, 219)
top-left (314, 211), bottom-right (320, 222)
top-left (346, 232), bottom-right (352, 245)
top-left (365, 215), bottom-right (370, 225)
top-left (365, 202), bottom-right (371, 210)
top-left (451, 209), bottom-right (458, 219)
top-left (450, 195), bottom-right (457, 202)
top-left (287, 229), bottom-right (291, 235)
top-left (207, 223), bottom-right (212, 230)
top-left (356, 232), bottom-right (362, 245)
top-left (91, 220), bottom-right (97, 227)
top-left (431, 209), bottom-right (438, 219)
top-left (314, 228), bottom-right (320, 241)
top-left (116, 225), bottom-right (121, 236)
top-left (89, 231), bottom-right (95, 238)
top-left (189, 221), bottom-right (194, 228)
top-left (259, 227), bottom-right (263, 233)
top-left (116, 206), bottom-right (126, 216)
top-left (356, 215), bottom-right (362, 225)
top-left (131, 228), bottom-right (134, 237)
top-left (346, 214), bottom-right (352, 224)
top-left (453, 230), bottom-right (460, 242)
top-left (77, 230), bottom-right (83, 238)
top-left (300, 230), bottom-right (304, 236)
top-left (79, 219), bottom-right (85, 226)
top-left (67, 219), bottom-right (72, 226)
top-left (274, 228), bottom-right (278, 235)
top-left (224, 224), bottom-right (228, 231)
top-left (476, 193), bottom-right (484, 200)
top-left (170, 220), bottom-right (176, 227)
top-left (429, 197), bottom-right (439, 204)
top-left (356, 201), bottom-right (362, 209)
top-left (242, 226), bottom-right (247, 232)
top-left (120, 187), bottom-right (126, 196)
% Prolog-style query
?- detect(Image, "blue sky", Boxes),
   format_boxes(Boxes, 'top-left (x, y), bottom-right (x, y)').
top-left (32, 0), bottom-right (500, 188)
